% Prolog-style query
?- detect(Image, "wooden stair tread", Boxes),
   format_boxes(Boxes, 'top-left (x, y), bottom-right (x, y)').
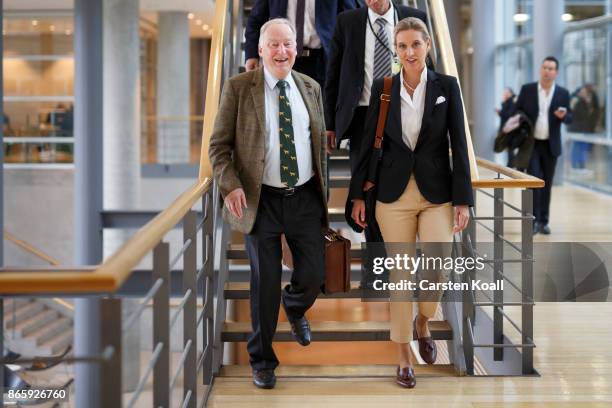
top-left (227, 244), bottom-right (362, 260)
top-left (219, 364), bottom-right (456, 378)
top-left (225, 282), bottom-right (362, 299)
top-left (222, 320), bottom-right (452, 341)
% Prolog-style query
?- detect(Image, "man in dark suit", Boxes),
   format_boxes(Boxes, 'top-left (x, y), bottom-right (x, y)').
top-left (324, 0), bottom-right (427, 170)
top-left (515, 56), bottom-right (573, 235)
top-left (244, 0), bottom-right (358, 88)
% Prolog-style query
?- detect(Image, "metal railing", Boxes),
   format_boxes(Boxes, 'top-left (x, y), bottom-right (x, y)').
top-left (1, 0), bottom-right (231, 406)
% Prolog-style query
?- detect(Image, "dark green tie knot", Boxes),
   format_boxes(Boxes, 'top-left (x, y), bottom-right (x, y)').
top-left (277, 80), bottom-right (288, 90)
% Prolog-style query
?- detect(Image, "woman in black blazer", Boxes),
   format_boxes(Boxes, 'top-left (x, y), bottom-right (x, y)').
top-left (347, 17), bottom-right (473, 388)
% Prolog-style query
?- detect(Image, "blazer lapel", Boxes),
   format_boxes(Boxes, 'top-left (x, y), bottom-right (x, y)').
top-left (293, 72), bottom-right (321, 163)
top-left (356, 8), bottom-right (368, 74)
top-left (250, 68), bottom-right (267, 146)
top-left (386, 75), bottom-right (407, 150)
top-left (414, 69), bottom-right (441, 151)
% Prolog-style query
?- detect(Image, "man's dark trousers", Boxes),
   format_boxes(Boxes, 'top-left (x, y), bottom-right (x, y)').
top-left (528, 140), bottom-right (557, 226)
top-left (244, 178), bottom-right (325, 371)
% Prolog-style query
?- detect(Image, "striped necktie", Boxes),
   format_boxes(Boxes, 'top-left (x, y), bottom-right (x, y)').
top-left (373, 17), bottom-right (392, 79)
top-left (277, 80), bottom-right (299, 187)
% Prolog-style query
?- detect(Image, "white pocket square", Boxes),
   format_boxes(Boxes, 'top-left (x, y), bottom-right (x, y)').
top-left (435, 96), bottom-right (446, 105)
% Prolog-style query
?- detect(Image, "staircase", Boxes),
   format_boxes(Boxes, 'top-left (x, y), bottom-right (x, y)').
top-left (2, 298), bottom-right (73, 356)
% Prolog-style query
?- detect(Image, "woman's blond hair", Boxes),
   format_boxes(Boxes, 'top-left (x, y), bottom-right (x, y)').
top-left (393, 17), bottom-right (430, 43)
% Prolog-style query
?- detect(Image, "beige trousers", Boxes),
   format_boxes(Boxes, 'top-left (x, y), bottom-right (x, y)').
top-left (375, 176), bottom-right (454, 343)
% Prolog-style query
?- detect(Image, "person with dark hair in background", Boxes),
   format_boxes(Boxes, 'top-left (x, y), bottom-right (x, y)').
top-left (496, 87), bottom-right (516, 167)
top-left (244, 0), bottom-right (359, 89)
top-left (569, 84), bottom-right (599, 171)
top-left (514, 56), bottom-right (573, 235)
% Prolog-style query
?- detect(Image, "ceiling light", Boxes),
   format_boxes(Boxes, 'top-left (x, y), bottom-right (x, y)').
top-left (188, 13), bottom-right (194, 20)
top-left (513, 13), bottom-right (530, 23)
top-left (195, 19), bottom-right (202, 25)
top-left (562, 13), bottom-right (574, 22)
top-left (65, 29), bottom-right (72, 35)
top-left (32, 20), bottom-right (39, 26)
top-left (50, 25), bottom-right (56, 32)
top-left (202, 24), bottom-right (209, 30)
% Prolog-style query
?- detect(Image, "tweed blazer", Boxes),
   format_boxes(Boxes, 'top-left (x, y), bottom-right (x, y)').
top-left (209, 67), bottom-right (328, 234)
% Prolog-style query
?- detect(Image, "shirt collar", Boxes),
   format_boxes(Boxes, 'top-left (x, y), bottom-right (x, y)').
top-left (538, 81), bottom-right (556, 98)
top-left (400, 66), bottom-right (428, 90)
top-left (263, 66), bottom-right (295, 91)
top-left (368, 4), bottom-right (395, 27)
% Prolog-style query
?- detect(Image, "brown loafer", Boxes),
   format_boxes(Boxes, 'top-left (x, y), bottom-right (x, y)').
top-left (396, 366), bottom-right (416, 388)
top-left (413, 317), bottom-right (437, 365)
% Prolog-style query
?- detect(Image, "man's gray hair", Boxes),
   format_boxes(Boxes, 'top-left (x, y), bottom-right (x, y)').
top-left (258, 18), bottom-right (297, 47)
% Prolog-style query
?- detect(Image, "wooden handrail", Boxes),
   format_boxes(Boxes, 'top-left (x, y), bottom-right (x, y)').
top-left (4, 230), bottom-right (61, 266)
top-left (198, 0), bottom-right (228, 181)
top-left (472, 158), bottom-right (544, 189)
top-left (430, 0), bottom-right (479, 180)
top-left (0, 178), bottom-right (212, 295)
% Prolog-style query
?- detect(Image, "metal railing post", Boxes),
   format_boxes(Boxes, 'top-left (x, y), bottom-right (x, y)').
top-left (493, 188), bottom-right (504, 360)
top-left (462, 189), bottom-right (477, 375)
top-left (521, 189), bottom-right (534, 374)
top-left (100, 298), bottom-right (122, 408)
top-left (202, 193), bottom-right (215, 384)
top-left (183, 211), bottom-right (198, 407)
top-left (153, 242), bottom-right (170, 407)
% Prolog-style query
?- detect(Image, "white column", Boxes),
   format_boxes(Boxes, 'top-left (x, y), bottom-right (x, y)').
top-left (471, 0), bottom-right (497, 160)
top-left (103, 0), bottom-right (141, 391)
top-left (533, 0), bottom-right (564, 78)
top-left (157, 11), bottom-right (190, 163)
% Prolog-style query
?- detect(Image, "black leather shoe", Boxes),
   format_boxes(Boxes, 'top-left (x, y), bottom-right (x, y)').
top-left (253, 369), bottom-right (276, 389)
top-left (287, 315), bottom-right (312, 346)
top-left (540, 224), bottom-right (551, 235)
top-left (396, 366), bottom-right (416, 388)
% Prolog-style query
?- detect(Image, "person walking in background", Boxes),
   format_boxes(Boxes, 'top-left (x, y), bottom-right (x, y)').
top-left (209, 19), bottom-right (328, 390)
top-left (514, 56), bottom-right (572, 235)
top-left (569, 84), bottom-right (599, 171)
top-left (347, 17), bottom-right (473, 389)
top-left (244, 0), bottom-right (358, 89)
top-left (496, 87), bottom-right (516, 167)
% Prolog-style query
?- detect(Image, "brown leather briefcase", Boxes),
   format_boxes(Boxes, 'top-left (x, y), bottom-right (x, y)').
top-left (323, 229), bottom-right (351, 294)
top-left (281, 229), bottom-right (351, 294)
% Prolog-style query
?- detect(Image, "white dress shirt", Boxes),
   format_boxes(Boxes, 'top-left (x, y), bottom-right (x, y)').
top-left (534, 82), bottom-right (556, 141)
top-left (287, 0), bottom-right (321, 50)
top-left (359, 5), bottom-right (396, 106)
top-left (262, 66), bottom-right (314, 187)
top-left (400, 67), bottom-right (428, 150)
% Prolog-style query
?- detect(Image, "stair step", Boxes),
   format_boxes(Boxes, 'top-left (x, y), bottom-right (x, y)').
top-left (225, 282), bottom-right (363, 299)
top-left (35, 317), bottom-right (73, 345)
top-left (4, 302), bottom-right (46, 328)
top-left (15, 309), bottom-right (59, 337)
top-left (219, 363), bottom-right (456, 378)
top-left (2, 298), bottom-right (31, 310)
top-left (39, 330), bottom-right (73, 355)
top-left (222, 320), bottom-right (452, 342)
top-left (329, 175), bottom-right (350, 188)
top-left (227, 244), bottom-right (362, 260)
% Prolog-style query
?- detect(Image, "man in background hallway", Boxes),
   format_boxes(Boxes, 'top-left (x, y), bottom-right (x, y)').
top-left (514, 56), bottom-right (572, 235)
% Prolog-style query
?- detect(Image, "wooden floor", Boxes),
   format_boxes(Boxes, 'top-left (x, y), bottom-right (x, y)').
top-left (208, 183), bottom-right (612, 406)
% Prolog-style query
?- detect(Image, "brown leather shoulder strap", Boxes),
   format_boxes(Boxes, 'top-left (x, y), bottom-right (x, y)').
top-left (374, 76), bottom-right (393, 149)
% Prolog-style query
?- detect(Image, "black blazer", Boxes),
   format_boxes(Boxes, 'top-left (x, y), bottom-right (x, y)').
top-left (514, 82), bottom-right (573, 157)
top-left (324, 5), bottom-right (427, 144)
top-left (244, 0), bottom-right (358, 61)
top-left (348, 70), bottom-right (474, 207)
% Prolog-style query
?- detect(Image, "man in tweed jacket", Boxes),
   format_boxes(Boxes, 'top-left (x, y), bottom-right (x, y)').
top-left (208, 18), bottom-right (328, 389)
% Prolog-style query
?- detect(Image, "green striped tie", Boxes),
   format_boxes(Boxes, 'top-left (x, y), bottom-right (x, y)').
top-left (277, 80), bottom-right (299, 187)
